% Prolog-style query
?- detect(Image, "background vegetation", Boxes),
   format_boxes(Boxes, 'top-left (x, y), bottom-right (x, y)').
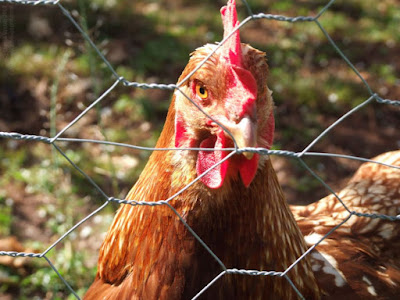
top-left (0, 0), bottom-right (399, 299)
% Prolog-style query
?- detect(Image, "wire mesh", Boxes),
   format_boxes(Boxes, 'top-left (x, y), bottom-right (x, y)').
top-left (0, 0), bottom-right (399, 299)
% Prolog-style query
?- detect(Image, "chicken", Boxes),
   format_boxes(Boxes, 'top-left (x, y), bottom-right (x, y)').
top-left (85, 1), bottom-right (399, 299)
top-left (292, 150), bottom-right (400, 299)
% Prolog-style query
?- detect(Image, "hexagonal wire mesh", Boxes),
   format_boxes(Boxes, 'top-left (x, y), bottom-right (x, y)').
top-left (0, 0), bottom-right (399, 299)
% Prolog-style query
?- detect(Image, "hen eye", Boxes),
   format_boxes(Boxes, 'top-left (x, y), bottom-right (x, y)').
top-left (195, 83), bottom-right (208, 100)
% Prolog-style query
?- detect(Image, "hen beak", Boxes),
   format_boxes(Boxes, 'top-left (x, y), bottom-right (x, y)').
top-left (220, 115), bottom-right (257, 160)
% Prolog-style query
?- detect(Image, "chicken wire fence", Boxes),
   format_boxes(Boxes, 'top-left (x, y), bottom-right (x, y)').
top-left (0, 0), bottom-right (399, 299)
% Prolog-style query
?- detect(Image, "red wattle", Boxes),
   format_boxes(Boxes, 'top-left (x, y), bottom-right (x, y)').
top-left (196, 131), bottom-right (229, 189)
top-left (238, 154), bottom-right (259, 187)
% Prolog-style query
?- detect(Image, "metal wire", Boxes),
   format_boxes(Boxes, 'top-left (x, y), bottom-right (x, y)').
top-left (0, 0), bottom-right (399, 299)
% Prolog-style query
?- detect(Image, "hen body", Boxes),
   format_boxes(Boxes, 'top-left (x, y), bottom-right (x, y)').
top-left (85, 1), bottom-right (399, 299)
top-left (292, 151), bottom-right (400, 299)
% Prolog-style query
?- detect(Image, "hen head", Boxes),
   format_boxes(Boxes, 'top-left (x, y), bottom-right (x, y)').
top-left (174, 0), bottom-right (275, 189)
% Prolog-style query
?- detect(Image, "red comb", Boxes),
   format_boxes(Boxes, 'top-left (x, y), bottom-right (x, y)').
top-left (220, 0), bottom-right (257, 120)
top-left (220, 0), bottom-right (242, 67)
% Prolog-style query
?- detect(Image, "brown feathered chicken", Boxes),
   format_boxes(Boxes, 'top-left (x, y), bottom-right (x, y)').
top-left (292, 150), bottom-right (400, 299)
top-left (85, 1), bottom-right (400, 299)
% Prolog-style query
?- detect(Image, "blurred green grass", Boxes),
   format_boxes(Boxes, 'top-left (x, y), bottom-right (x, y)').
top-left (0, 0), bottom-right (399, 299)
